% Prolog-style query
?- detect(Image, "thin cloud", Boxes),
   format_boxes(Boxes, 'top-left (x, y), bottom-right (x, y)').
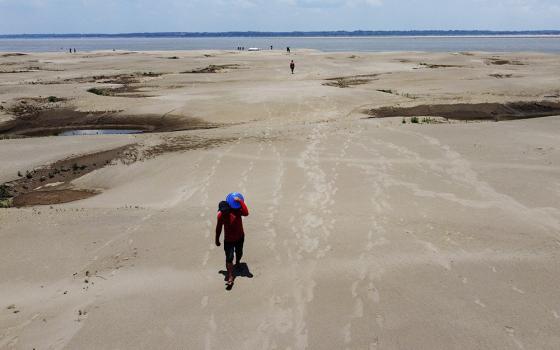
top-left (0, 0), bottom-right (558, 34)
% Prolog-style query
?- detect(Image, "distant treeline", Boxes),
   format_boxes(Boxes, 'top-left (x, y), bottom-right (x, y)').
top-left (2, 30), bottom-right (560, 39)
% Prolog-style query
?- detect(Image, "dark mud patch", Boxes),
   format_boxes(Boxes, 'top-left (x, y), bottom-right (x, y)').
top-left (33, 72), bottom-right (162, 86)
top-left (0, 69), bottom-right (35, 74)
top-left (0, 67), bottom-right (48, 74)
top-left (82, 72), bottom-right (163, 97)
top-left (182, 64), bottom-right (240, 73)
top-left (12, 190), bottom-right (98, 207)
top-left (0, 134), bottom-right (234, 207)
top-left (485, 58), bottom-right (524, 66)
top-left (142, 135), bottom-right (235, 159)
top-left (418, 62), bottom-right (462, 69)
top-left (0, 65), bottom-right (63, 73)
top-left (1, 53), bottom-right (27, 58)
top-left (323, 74), bottom-right (380, 88)
top-left (5, 97), bottom-right (68, 117)
top-left (377, 89), bottom-right (394, 94)
top-left (0, 107), bottom-right (217, 137)
top-left (83, 72), bottom-right (161, 84)
top-left (0, 145), bottom-right (136, 207)
top-left (87, 86), bottom-right (151, 98)
top-left (376, 89), bottom-right (417, 99)
top-left (366, 101), bottom-right (560, 121)
top-left (77, 72), bottom-right (156, 85)
top-left (489, 73), bottom-right (513, 79)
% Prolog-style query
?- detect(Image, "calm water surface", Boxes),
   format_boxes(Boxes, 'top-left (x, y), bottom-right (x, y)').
top-left (1, 36), bottom-right (559, 53)
top-left (58, 129), bottom-right (143, 136)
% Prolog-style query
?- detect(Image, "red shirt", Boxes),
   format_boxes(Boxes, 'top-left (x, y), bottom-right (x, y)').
top-left (216, 200), bottom-right (249, 242)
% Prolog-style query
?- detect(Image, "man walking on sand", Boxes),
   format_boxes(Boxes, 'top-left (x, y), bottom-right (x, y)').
top-left (215, 193), bottom-right (249, 287)
top-left (290, 60), bottom-right (295, 74)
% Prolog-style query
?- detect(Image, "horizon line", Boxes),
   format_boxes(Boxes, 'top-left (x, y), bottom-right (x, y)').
top-left (2, 30), bottom-right (560, 38)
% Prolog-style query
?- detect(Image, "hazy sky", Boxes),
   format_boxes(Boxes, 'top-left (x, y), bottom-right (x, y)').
top-left (1, 0), bottom-right (559, 34)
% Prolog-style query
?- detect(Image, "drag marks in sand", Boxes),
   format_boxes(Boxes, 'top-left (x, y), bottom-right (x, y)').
top-left (400, 128), bottom-right (560, 233)
top-left (338, 128), bottom-right (390, 350)
top-left (260, 129), bottom-right (287, 257)
top-left (248, 122), bottom-right (362, 349)
top-left (0, 208), bottom-right (156, 349)
top-left (287, 123), bottom-right (334, 349)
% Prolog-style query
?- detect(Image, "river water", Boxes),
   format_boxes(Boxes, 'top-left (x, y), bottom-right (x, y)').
top-left (1, 36), bottom-right (559, 53)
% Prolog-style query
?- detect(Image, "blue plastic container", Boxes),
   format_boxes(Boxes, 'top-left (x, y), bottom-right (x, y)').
top-left (226, 192), bottom-right (244, 209)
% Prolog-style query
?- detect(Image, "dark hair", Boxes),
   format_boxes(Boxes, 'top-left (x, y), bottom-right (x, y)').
top-left (218, 201), bottom-right (231, 214)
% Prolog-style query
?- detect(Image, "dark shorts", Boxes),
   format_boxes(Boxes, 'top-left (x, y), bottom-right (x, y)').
top-left (224, 237), bottom-right (244, 263)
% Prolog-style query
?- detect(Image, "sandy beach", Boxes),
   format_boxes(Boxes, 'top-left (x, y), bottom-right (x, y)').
top-left (1, 49), bottom-right (560, 349)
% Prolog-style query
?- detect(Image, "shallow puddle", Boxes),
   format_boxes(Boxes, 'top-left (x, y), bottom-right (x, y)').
top-left (58, 129), bottom-right (143, 136)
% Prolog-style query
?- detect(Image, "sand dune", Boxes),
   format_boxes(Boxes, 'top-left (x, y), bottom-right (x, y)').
top-left (1, 50), bottom-right (560, 349)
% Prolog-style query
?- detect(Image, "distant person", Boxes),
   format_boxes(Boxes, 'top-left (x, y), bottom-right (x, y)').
top-left (215, 193), bottom-right (249, 288)
top-left (270, 45), bottom-right (273, 50)
top-left (69, 48), bottom-right (72, 53)
top-left (73, 48), bottom-right (76, 53)
top-left (290, 60), bottom-right (295, 74)
top-left (287, 46), bottom-right (290, 53)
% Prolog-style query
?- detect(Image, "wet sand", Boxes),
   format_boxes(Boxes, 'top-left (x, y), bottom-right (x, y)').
top-left (1, 50), bottom-right (560, 349)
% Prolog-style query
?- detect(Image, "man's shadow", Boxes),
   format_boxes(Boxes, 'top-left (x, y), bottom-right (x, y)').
top-left (219, 263), bottom-right (254, 290)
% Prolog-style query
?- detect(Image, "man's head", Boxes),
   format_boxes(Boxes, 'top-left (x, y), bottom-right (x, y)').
top-left (218, 201), bottom-right (231, 213)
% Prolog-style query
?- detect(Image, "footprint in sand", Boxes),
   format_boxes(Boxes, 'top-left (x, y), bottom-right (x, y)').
top-left (474, 298), bottom-right (486, 308)
top-left (201, 296), bottom-right (209, 308)
top-left (504, 326), bottom-right (515, 335)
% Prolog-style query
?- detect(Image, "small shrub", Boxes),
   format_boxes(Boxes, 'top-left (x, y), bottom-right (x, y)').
top-left (0, 184), bottom-right (11, 199)
top-left (47, 96), bottom-right (58, 103)
top-left (411, 116), bottom-right (419, 123)
top-left (25, 170), bottom-right (33, 179)
top-left (402, 118), bottom-right (406, 124)
top-left (87, 88), bottom-right (113, 96)
top-left (0, 198), bottom-right (13, 208)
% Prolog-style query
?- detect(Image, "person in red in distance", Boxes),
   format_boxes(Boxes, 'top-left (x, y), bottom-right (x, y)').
top-left (215, 195), bottom-right (249, 287)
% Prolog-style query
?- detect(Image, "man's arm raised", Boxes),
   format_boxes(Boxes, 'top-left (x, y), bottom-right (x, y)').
top-left (235, 198), bottom-right (249, 216)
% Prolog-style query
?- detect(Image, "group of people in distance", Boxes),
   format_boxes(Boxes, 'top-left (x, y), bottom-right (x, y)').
top-left (234, 45), bottom-right (296, 74)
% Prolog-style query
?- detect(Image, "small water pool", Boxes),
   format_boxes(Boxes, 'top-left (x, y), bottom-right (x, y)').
top-left (58, 129), bottom-right (144, 136)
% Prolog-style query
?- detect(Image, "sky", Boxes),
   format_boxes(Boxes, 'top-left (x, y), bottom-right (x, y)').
top-left (1, 0), bottom-right (560, 34)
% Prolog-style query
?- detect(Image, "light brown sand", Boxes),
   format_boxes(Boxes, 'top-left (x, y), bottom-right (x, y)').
top-left (1, 50), bottom-right (560, 349)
